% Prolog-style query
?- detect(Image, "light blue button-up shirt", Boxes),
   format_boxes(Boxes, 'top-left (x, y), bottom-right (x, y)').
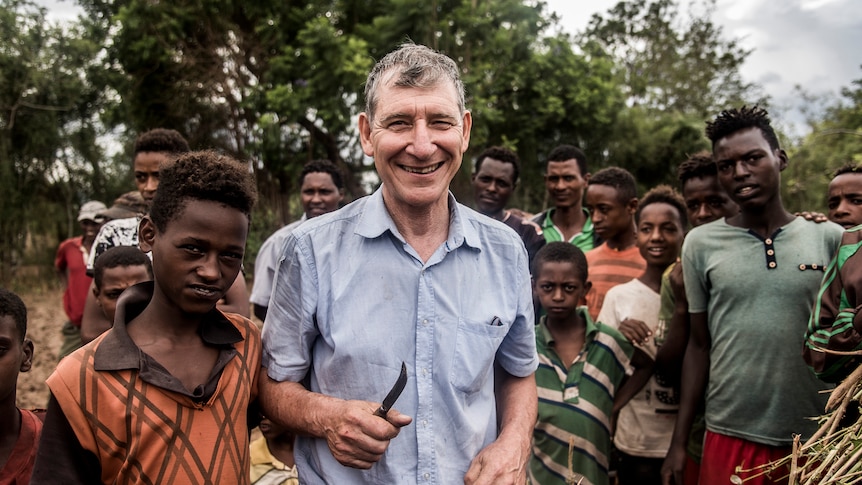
top-left (262, 187), bottom-right (538, 484)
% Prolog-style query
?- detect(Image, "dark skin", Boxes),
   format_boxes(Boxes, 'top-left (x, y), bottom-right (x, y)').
top-left (662, 128), bottom-right (792, 485)
top-left (545, 160), bottom-right (590, 241)
top-left (134, 199), bottom-right (248, 392)
top-left (613, 203), bottom-right (684, 416)
top-left (0, 317), bottom-right (34, 472)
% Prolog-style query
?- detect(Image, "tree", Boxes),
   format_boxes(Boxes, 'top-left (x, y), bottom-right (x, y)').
top-left (785, 71), bottom-right (862, 213)
top-left (580, 0), bottom-right (761, 118)
top-left (0, 0), bottom-right (114, 284)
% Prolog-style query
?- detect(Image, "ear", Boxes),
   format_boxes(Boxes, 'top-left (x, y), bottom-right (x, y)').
top-left (92, 284), bottom-right (100, 298)
top-left (460, 111), bottom-right (472, 152)
top-left (583, 280), bottom-right (593, 295)
top-left (138, 216), bottom-right (157, 253)
top-left (358, 112), bottom-right (374, 157)
top-left (628, 197), bottom-right (639, 214)
top-left (337, 188), bottom-right (345, 203)
top-left (584, 173), bottom-right (591, 183)
top-left (20, 338), bottom-right (34, 373)
top-left (777, 149), bottom-right (789, 171)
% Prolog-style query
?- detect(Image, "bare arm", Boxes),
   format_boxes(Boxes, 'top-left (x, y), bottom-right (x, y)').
top-left (258, 371), bottom-right (412, 469)
top-left (463, 365), bottom-right (537, 485)
top-left (661, 311), bottom-right (710, 485)
top-left (654, 263), bottom-right (689, 383)
top-left (80, 280), bottom-right (111, 344)
top-left (613, 348), bottom-right (655, 414)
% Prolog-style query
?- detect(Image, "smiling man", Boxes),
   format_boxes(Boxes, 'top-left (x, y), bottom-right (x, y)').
top-left (669, 106), bottom-right (842, 485)
top-left (471, 146), bottom-right (545, 265)
top-left (532, 144), bottom-right (596, 252)
top-left (259, 44), bottom-right (539, 485)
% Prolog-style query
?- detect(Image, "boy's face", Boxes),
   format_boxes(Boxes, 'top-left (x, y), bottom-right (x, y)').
top-left (139, 199), bottom-right (249, 316)
top-left (0, 315), bottom-right (33, 405)
top-left (714, 127), bottom-right (787, 212)
top-left (94, 264), bottom-right (153, 322)
top-left (584, 184), bottom-right (637, 241)
top-left (533, 261), bottom-right (590, 322)
top-left (134, 152), bottom-right (171, 203)
top-left (301, 172), bottom-right (344, 219)
top-left (682, 175), bottom-right (739, 227)
top-left (636, 202), bottom-right (684, 268)
top-left (259, 416), bottom-right (291, 442)
top-left (827, 172), bottom-right (862, 229)
top-left (545, 159), bottom-right (588, 210)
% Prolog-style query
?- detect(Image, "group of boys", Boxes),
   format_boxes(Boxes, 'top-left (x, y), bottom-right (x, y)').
top-left (5, 42), bottom-right (862, 485)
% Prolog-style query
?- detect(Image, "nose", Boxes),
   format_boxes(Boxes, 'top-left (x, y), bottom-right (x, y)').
top-left (695, 203), bottom-right (712, 222)
top-left (406, 121), bottom-right (435, 160)
top-left (649, 226), bottom-right (664, 241)
top-left (834, 200), bottom-right (850, 218)
top-left (551, 287), bottom-right (564, 301)
top-left (732, 160), bottom-right (750, 179)
top-left (144, 176), bottom-right (158, 194)
top-left (197, 253), bottom-right (221, 282)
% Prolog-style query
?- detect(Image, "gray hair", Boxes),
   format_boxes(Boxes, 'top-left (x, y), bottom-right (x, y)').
top-left (364, 43), bottom-right (466, 121)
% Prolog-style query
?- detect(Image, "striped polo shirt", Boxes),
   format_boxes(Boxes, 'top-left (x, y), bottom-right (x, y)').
top-left (530, 310), bottom-right (633, 485)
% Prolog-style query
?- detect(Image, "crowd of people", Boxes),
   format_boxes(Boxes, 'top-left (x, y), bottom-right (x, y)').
top-left (2, 42), bottom-right (861, 485)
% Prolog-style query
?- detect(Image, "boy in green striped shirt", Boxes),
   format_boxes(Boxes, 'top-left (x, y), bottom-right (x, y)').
top-left (530, 242), bottom-right (634, 485)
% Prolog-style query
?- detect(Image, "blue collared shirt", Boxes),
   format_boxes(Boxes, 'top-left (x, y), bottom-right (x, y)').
top-left (262, 187), bottom-right (538, 484)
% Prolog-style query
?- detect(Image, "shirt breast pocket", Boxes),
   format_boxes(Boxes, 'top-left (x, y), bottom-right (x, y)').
top-left (450, 318), bottom-right (508, 394)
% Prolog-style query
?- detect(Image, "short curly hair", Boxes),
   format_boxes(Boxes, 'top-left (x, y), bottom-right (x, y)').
top-left (588, 166), bottom-right (638, 203)
top-left (531, 242), bottom-right (588, 283)
top-left (832, 162), bottom-right (862, 179)
top-left (0, 287), bottom-right (27, 341)
top-left (300, 159), bottom-right (344, 190)
top-left (475, 146), bottom-right (520, 184)
top-left (705, 105), bottom-right (780, 151)
top-left (134, 128), bottom-right (190, 157)
top-left (636, 184), bottom-right (688, 230)
top-left (93, 246), bottom-right (153, 290)
top-left (149, 150), bottom-right (258, 232)
top-left (677, 151), bottom-right (717, 186)
top-left (547, 144), bottom-right (588, 178)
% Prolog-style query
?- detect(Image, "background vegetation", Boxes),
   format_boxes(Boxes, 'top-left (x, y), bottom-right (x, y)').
top-left (2, 0), bottom-right (860, 286)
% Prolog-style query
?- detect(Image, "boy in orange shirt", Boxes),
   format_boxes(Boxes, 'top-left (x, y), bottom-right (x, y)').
top-left (32, 151), bottom-right (260, 485)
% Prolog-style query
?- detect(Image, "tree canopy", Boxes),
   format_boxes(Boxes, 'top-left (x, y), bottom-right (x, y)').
top-left (3, 0), bottom-right (857, 285)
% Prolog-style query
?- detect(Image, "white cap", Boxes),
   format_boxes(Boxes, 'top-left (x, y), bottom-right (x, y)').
top-left (78, 200), bottom-right (107, 222)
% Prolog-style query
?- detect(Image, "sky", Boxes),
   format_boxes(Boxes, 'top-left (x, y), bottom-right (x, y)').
top-left (544, 0), bottom-right (862, 134)
top-left (39, 0), bottom-right (861, 134)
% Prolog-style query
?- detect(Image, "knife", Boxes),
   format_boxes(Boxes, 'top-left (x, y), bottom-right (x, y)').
top-left (373, 361), bottom-right (408, 418)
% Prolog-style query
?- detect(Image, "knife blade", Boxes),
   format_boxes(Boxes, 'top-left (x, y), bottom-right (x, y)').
top-left (374, 361), bottom-right (407, 418)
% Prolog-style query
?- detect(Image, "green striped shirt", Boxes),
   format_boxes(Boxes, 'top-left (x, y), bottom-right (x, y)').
top-left (805, 225), bottom-right (862, 382)
top-left (530, 310), bottom-right (633, 485)
top-left (537, 208), bottom-right (596, 253)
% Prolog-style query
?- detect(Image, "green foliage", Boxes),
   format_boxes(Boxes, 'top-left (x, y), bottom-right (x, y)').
top-left (0, 0), bottom-right (115, 284)
top-left (581, 0), bottom-right (761, 118)
top-left (785, 71), bottom-right (862, 213)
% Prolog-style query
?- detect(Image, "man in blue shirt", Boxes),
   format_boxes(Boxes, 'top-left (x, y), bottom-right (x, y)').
top-left (259, 43), bottom-right (539, 484)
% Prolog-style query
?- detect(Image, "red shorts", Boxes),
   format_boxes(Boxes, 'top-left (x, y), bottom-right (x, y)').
top-left (684, 454), bottom-right (700, 485)
top-left (699, 430), bottom-right (792, 485)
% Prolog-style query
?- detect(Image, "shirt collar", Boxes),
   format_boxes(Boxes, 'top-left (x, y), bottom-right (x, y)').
top-left (94, 281), bottom-right (244, 371)
top-left (538, 307), bottom-right (598, 347)
top-left (355, 186), bottom-right (481, 251)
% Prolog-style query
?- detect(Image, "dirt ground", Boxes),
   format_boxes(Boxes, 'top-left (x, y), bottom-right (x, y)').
top-left (15, 285), bottom-right (66, 410)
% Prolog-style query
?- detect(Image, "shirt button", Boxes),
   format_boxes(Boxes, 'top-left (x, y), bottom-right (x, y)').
top-left (769, 261), bottom-right (777, 268)
top-left (422, 319), bottom-right (428, 325)
top-left (765, 238), bottom-right (773, 244)
top-left (424, 473), bottom-right (430, 480)
top-left (422, 419), bottom-right (428, 427)
top-left (799, 264), bottom-right (806, 270)
top-left (767, 249), bottom-right (774, 256)
top-left (422, 368), bottom-right (428, 376)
